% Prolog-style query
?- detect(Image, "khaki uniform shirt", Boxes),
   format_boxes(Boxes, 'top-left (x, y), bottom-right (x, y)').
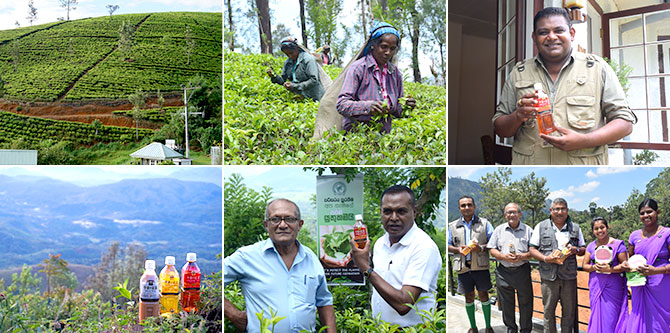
top-left (493, 51), bottom-right (636, 165)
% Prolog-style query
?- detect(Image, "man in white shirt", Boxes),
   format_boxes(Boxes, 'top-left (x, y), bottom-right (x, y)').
top-left (349, 185), bottom-right (442, 327)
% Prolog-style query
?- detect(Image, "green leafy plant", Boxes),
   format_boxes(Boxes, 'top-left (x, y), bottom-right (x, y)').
top-left (322, 230), bottom-right (351, 259)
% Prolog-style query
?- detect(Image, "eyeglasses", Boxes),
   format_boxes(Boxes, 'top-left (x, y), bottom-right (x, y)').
top-left (552, 207), bottom-right (568, 212)
top-left (267, 216), bottom-right (299, 225)
top-left (505, 211), bottom-right (520, 215)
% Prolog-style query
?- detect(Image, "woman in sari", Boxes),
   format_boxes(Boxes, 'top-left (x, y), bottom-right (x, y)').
top-left (621, 198), bottom-right (670, 332)
top-left (581, 217), bottom-right (628, 332)
top-left (336, 21), bottom-right (416, 133)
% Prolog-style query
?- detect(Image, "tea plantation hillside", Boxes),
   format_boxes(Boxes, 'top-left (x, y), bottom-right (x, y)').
top-left (0, 12), bottom-right (222, 101)
top-left (224, 52), bottom-right (446, 165)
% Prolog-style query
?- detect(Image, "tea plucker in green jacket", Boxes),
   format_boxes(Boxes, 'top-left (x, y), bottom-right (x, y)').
top-left (492, 7), bottom-right (636, 165)
top-left (267, 37), bottom-right (325, 101)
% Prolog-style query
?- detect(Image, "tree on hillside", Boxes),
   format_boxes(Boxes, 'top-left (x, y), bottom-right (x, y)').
top-left (15, 21), bottom-right (20, 28)
top-left (421, 0), bottom-right (445, 85)
top-left (478, 168), bottom-right (517, 226)
top-left (299, 0), bottom-right (308, 48)
top-left (306, 0), bottom-right (342, 48)
top-left (85, 242), bottom-right (147, 303)
top-left (38, 254), bottom-right (72, 294)
top-left (27, 0), bottom-right (38, 26)
top-left (128, 90), bottom-right (147, 140)
top-left (358, 0), bottom-right (368, 40)
top-left (106, 4), bottom-right (119, 20)
top-left (157, 89), bottom-right (165, 111)
top-left (184, 25), bottom-right (196, 65)
top-left (512, 172), bottom-right (549, 226)
top-left (92, 119), bottom-right (102, 136)
top-left (254, 0), bottom-right (272, 54)
top-left (224, 173), bottom-right (273, 257)
top-left (118, 20), bottom-right (135, 61)
top-left (378, 0), bottom-right (422, 83)
top-left (59, 0), bottom-right (78, 21)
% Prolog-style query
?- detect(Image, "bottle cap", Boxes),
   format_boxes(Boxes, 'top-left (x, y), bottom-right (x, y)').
top-left (186, 253), bottom-right (197, 262)
top-left (534, 83), bottom-right (543, 91)
top-left (355, 214), bottom-right (363, 221)
top-left (145, 260), bottom-right (156, 270)
top-left (165, 256), bottom-right (175, 265)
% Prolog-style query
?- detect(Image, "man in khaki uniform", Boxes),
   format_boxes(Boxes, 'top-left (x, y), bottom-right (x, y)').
top-left (493, 7), bottom-right (636, 165)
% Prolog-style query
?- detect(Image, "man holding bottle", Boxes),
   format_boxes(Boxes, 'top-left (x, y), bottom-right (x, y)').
top-left (488, 202), bottom-right (534, 333)
top-left (349, 185), bottom-right (442, 327)
top-left (492, 7), bottom-right (635, 165)
top-left (528, 198), bottom-right (586, 333)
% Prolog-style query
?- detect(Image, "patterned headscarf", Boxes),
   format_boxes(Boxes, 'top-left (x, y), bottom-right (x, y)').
top-left (362, 21), bottom-right (400, 56)
top-left (280, 37), bottom-right (303, 53)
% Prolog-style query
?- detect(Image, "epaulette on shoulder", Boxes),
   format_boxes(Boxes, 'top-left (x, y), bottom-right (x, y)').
top-left (515, 59), bottom-right (529, 72)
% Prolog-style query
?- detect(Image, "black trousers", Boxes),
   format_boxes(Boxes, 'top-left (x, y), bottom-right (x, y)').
top-left (496, 262), bottom-right (534, 333)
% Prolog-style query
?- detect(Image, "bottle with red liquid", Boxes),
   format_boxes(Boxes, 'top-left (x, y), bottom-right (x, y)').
top-left (180, 252), bottom-right (201, 313)
top-left (534, 83), bottom-right (556, 135)
top-left (353, 214), bottom-right (368, 249)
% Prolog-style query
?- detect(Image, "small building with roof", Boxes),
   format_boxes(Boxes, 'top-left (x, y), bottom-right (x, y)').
top-left (130, 142), bottom-right (184, 165)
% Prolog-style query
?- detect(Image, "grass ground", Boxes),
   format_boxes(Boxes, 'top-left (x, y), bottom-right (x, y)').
top-left (73, 142), bottom-right (213, 165)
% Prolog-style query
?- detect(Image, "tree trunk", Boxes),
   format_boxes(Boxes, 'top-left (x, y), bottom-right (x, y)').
top-left (299, 0), bottom-right (308, 48)
top-left (379, 0), bottom-right (388, 15)
top-left (415, 170), bottom-right (446, 217)
top-left (439, 42), bottom-right (445, 86)
top-left (227, 0), bottom-right (235, 51)
top-left (410, 6), bottom-right (421, 83)
top-left (255, 0), bottom-right (273, 54)
top-left (360, 0), bottom-right (367, 40)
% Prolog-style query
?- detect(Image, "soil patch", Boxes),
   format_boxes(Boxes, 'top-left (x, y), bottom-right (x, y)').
top-left (0, 96), bottom-right (183, 129)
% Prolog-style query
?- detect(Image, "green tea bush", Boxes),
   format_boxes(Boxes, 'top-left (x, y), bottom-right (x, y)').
top-left (224, 52), bottom-right (446, 165)
top-left (0, 264), bottom-right (221, 332)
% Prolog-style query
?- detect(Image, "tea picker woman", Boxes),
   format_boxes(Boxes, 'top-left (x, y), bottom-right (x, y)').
top-left (267, 37), bottom-right (325, 101)
top-left (621, 198), bottom-right (670, 332)
top-left (581, 217), bottom-right (628, 332)
top-left (336, 21), bottom-right (416, 133)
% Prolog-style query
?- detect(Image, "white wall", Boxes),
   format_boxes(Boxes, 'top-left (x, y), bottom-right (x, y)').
top-left (449, 22), bottom-right (497, 164)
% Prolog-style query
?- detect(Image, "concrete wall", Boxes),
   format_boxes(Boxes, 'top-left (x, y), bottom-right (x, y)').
top-left (448, 23), bottom-right (497, 164)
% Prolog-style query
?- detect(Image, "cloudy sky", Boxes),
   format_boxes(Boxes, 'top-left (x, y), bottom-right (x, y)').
top-left (0, 0), bottom-right (221, 30)
top-left (449, 166), bottom-right (661, 211)
top-left (0, 165), bottom-right (222, 187)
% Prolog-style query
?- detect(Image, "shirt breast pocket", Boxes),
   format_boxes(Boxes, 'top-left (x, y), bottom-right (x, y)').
top-left (292, 274), bottom-right (317, 305)
top-left (566, 95), bottom-right (598, 131)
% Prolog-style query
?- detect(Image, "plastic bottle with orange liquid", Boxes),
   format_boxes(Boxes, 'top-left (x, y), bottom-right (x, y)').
top-left (353, 214), bottom-right (368, 249)
top-left (180, 252), bottom-right (201, 313)
top-left (159, 256), bottom-right (180, 316)
top-left (139, 260), bottom-right (160, 321)
top-left (534, 83), bottom-right (556, 135)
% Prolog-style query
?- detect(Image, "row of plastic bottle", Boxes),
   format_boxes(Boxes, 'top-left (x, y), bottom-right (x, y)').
top-left (139, 252), bottom-right (201, 321)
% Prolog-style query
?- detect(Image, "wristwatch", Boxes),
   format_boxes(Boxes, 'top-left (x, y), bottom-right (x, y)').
top-left (364, 267), bottom-right (374, 277)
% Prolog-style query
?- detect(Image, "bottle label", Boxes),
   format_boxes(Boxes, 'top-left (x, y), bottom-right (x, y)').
top-left (140, 277), bottom-right (160, 299)
top-left (183, 272), bottom-right (201, 289)
top-left (353, 225), bottom-right (367, 240)
top-left (160, 275), bottom-right (180, 294)
top-left (536, 96), bottom-right (551, 113)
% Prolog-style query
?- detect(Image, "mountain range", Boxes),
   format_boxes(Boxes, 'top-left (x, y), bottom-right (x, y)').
top-left (0, 174), bottom-right (222, 282)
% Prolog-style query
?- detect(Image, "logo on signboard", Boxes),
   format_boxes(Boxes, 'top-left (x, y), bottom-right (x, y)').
top-left (332, 182), bottom-right (347, 196)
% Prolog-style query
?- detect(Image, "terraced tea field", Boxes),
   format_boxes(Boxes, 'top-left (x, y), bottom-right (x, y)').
top-left (0, 12), bottom-right (221, 138)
